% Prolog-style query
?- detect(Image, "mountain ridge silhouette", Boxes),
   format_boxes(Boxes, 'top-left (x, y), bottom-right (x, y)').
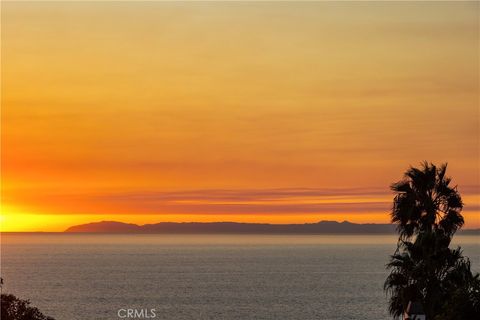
top-left (65, 220), bottom-right (399, 233)
top-left (64, 220), bottom-right (480, 234)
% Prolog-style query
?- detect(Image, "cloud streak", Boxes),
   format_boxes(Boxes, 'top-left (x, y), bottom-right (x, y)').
top-left (5, 187), bottom-right (478, 216)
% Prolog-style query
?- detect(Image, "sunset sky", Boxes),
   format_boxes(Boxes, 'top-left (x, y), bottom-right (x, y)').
top-left (1, 1), bottom-right (479, 231)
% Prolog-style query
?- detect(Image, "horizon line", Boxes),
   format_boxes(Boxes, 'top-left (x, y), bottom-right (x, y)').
top-left (3, 219), bottom-right (479, 233)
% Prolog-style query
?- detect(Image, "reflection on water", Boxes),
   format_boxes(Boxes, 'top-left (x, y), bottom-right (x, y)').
top-left (2, 233), bottom-right (404, 245)
top-left (1, 234), bottom-right (478, 320)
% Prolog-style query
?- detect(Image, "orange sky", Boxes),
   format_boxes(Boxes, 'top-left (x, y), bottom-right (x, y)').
top-left (1, 1), bottom-right (479, 231)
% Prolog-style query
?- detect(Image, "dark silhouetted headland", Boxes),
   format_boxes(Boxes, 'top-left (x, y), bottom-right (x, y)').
top-left (65, 220), bottom-right (399, 234)
top-left (65, 221), bottom-right (142, 233)
top-left (64, 220), bottom-right (480, 234)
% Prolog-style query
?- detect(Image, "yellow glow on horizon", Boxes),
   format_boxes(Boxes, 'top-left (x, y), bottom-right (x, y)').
top-left (1, 211), bottom-right (479, 233)
top-left (0, 212), bottom-right (387, 232)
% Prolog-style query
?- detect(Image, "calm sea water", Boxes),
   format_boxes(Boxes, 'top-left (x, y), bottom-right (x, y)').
top-left (1, 234), bottom-right (478, 320)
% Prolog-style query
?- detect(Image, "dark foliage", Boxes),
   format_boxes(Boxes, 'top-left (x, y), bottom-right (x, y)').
top-left (385, 162), bottom-right (480, 319)
top-left (390, 162), bottom-right (464, 240)
top-left (1, 294), bottom-right (55, 320)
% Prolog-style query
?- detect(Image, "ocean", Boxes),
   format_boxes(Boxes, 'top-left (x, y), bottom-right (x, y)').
top-left (1, 234), bottom-right (478, 320)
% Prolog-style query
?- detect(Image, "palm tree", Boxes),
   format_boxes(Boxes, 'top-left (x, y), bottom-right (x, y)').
top-left (384, 231), bottom-right (474, 318)
top-left (385, 162), bottom-right (479, 319)
top-left (390, 162), bottom-right (463, 240)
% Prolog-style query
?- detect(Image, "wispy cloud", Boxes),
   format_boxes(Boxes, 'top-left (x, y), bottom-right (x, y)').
top-left (3, 186), bottom-right (473, 215)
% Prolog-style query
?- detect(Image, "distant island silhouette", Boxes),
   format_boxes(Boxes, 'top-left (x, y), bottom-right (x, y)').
top-left (64, 220), bottom-right (479, 234)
